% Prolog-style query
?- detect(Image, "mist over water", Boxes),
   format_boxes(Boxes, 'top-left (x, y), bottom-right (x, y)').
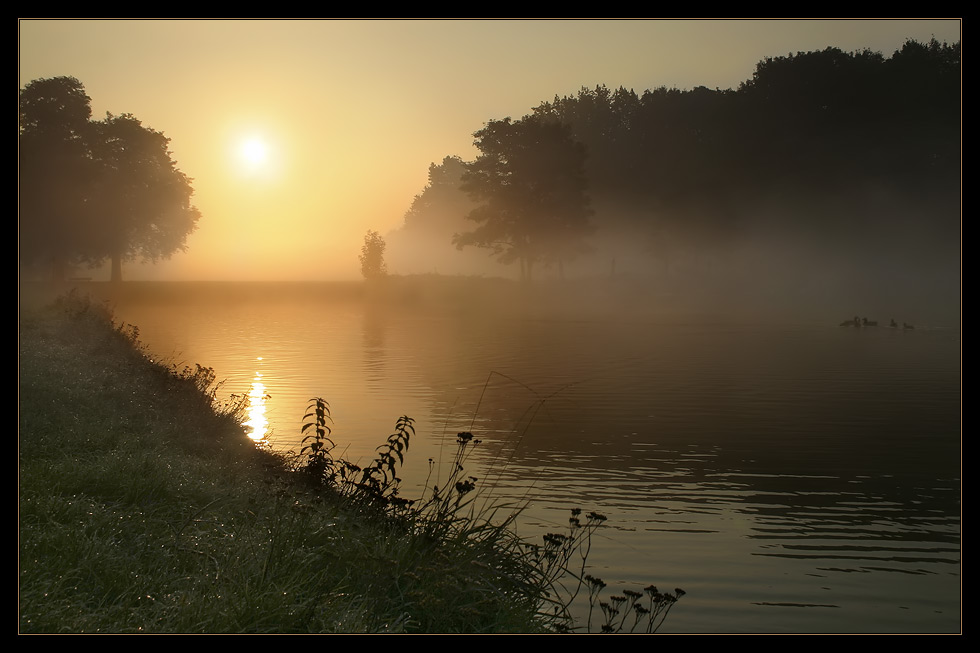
top-left (384, 182), bottom-right (960, 329)
top-left (59, 279), bottom-right (959, 634)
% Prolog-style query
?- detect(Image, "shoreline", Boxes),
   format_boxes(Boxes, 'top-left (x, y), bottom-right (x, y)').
top-left (19, 296), bottom-right (556, 633)
top-left (20, 276), bottom-right (962, 329)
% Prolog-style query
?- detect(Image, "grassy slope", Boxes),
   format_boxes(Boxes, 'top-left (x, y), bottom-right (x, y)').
top-left (19, 296), bottom-right (548, 633)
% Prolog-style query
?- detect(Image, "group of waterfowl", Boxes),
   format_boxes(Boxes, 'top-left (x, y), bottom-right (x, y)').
top-left (839, 316), bottom-right (914, 329)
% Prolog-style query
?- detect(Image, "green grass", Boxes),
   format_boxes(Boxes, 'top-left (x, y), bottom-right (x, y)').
top-left (19, 292), bottom-right (682, 633)
top-left (18, 294), bottom-right (555, 633)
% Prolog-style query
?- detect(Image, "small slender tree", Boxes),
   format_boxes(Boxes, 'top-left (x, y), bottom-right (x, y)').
top-left (359, 230), bottom-right (388, 280)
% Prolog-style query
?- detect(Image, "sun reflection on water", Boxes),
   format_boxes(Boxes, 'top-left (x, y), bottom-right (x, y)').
top-left (244, 358), bottom-right (269, 442)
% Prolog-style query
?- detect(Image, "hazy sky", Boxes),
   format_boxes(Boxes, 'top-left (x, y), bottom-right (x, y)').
top-left (18, 19), bottom-right (962, 281)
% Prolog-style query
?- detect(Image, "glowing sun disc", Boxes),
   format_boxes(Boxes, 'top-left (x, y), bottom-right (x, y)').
top-left (240, 138), bottom-right (268, 165)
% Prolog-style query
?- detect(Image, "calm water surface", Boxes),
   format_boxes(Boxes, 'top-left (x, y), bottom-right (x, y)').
top-left (106, 283), bottom-right (960, 634)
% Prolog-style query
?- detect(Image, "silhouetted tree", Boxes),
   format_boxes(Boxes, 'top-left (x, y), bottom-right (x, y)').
top-left (454, 116), bottom-right (594, 282)
top-left (403, 39), bottom-right (958, 286)
top-left (401, 156), bottom-right (475, 236)
top-left (19, 77), bottom-right (96, 280)
top-left (386, 155), bottom-right (488, 275)
top-left (88, 113), bottom-right (200, 282)
top-left (359, 230), bottom-right (388, 279)
top-left (19, 76), bottom-right (200, 281)
top-left (533, 85), bottom-right (640, 197)
top-left (881, 38), bottom-right (961, 183)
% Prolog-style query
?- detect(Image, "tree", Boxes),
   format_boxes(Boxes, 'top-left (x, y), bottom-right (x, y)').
top-left (454, 116), bottom-right (594, 282)
top-left (19, 77), bottom-right (96, 280)
top-left (359, 230), bottom-right (387, 279)
top-left (19, 76), bottom-right (200, 281)
top-left (88, 113), bottom-right (200, 282)
top-left (386, 155), bottom-right (489, 276)
top-left (400, 156), bottom-right (474, 236)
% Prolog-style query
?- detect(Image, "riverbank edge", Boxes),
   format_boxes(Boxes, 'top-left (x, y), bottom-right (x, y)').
top-left (19, 294), bottom-right (550, 633)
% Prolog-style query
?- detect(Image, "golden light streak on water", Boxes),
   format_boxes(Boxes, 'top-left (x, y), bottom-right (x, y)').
top-left (244, 359), bottom-right (269, 441)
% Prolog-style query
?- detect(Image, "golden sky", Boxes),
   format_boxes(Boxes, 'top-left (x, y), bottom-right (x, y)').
top-left (18, 19), bottom-right (962, 281)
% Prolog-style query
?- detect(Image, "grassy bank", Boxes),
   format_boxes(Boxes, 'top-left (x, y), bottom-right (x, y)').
top-left (19, 295), bottom-right (555, 633)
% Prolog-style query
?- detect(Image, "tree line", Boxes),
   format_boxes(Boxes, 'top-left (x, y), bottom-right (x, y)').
top-left (19, 77), bottom-right (200, 282)
top-left (396, 38), bottom-right (960, 282)
top-left (20, 38), bottom-right (959, 285)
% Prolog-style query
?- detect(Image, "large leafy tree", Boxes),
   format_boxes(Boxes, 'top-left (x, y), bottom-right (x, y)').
top-left (19, 77), bottom-right (96, 280)
top-left (454, 116), bottom-right (594, 282)
top-left (19, 76), bottom-right (200, 281)
top-left (88, 113), bottom-right (200, 282)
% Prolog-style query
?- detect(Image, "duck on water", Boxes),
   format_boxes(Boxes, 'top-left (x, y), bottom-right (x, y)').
top-left (840, 316), bottom-right (914, 329)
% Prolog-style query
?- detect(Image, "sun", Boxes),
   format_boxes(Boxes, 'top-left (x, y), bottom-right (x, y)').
top-left (227, 122), bottom-right (287, 184)
top-left (240, 138), bottom-right (268, 166)
top-left (232, 133), bottom-right (281, 181)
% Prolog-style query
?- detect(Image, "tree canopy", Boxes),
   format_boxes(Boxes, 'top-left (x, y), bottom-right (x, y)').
top-left (436, 39), bottom-right (958, 283)
top-left (19, 76), bottom-right (200, 281)
top-left (400, 156), bottom-right (475, 237)
top-left (454, 116), bottom-right (594, 282)
top-left (386, 37), bottom-right (957, 304)
top-left (19, 77), bottom-right (96, 280)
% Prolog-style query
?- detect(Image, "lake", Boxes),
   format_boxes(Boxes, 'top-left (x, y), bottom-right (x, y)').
top-left (95, 280), bottom-right (960, 634)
